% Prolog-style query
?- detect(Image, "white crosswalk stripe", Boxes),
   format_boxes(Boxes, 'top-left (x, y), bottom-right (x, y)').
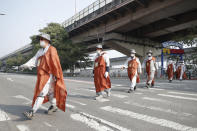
top-left (149, 88), bottom-right (164, 91)
top-left (74, 88), bottom-right (127, 99)
top-left (158, 94), bottom-right (197, 101)
top-left (66, 104), bottom-right (76, 109)
top-left (100, 106), bottom-right (197, 131)
top-left (124, 101), bottom-right (192, 117)
top-left (0, 108), bottom-right (10, 121)
top-left (142, 97), bottom-right (170, 103)
top-left (168, 91), bottom-right (197, 97)
top-left (7, 77), bottom-right (14, 82)
top-left (71, 112), bottom-right (131, 131)
top-left (16, 125), bottom-right (30, 131)
top-left (12, 95), bottom-right (48, 110)
top-left (111, 94), bottom-right (128, 98)
top-left (68, 100), bottom-right (87, 105)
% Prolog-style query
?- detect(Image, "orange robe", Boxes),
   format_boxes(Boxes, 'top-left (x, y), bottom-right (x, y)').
top-left (176, 65), bottom-right (187, 80)
top-left (94, 53), bottom-right (111, 93)
top-left (146, 57), bottom-right (156, 85)
top-left (167, 64), bottom-right (174, 80)
top-left (127, 58), bottom-right (140, 83)
top-left (32, 46), bottom-right (67, 112)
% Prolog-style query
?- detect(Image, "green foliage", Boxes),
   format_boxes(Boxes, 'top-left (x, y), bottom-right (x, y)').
top-left (6, 53), bottom-right (25, 68)
top-left (30, 23), bottom-right (90, 70)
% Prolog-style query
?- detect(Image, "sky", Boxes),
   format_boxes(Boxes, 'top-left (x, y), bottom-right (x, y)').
top-left (0, 0), bottom-right (125, 58)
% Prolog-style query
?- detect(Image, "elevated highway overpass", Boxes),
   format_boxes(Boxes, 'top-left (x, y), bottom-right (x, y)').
top-left (0, 44), bottom-right (33, 66)
top-left (63, 0), bottom-right (197, 57)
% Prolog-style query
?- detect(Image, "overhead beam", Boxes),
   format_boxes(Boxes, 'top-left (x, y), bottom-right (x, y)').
top-left (129, 9), bottom-right (197, 37)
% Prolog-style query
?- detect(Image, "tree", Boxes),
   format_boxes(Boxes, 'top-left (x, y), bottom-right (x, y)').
top-left (29, 23), bottom-right (90, 71)
top-left (0, 61), bottom-right (2, 67)
top-left (5, 53), bottom-right (25, 69)
top-left (6, 57), bottom-right (16, 68)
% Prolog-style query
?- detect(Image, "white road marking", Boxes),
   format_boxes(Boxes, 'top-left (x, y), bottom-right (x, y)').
top-left (158, 94), bottom-right (197, 101)
top-left (152, 86), bottom-right (161, 88)
top-left (16, 125), bottom-right (30, 131)
top-left (111, 94), bottom-right (128, 98)
top-left (137, 88), bottom-right (155, 92)
top-left (97, 98), bottom-right (110, 102)
top-left (101, 106), bottom-right (197, 131)
top-left (168, 91), bottom-right (197, 97)
top-left (71, 113), bottom-right (113, 131)
top-left (112, 84), bottom-right (124, 87)
top-left (43, 122), bottom-right (53, 127)
top-left (7, 77), bottom-right (14, 82)
top-left (13, 95), bottom-right (48, 110)
top-left (68, 100), bottom-right (87, 106)
top-left (142, 97), bottom-right (169, 103)
top-left (69, 92), bottom-right (85, 96)
top-left (150, 88), bottom-right (164, 91)
top-left (71, 112), bottom-right (130, 131)
top-left (83, 89), bottom-right (94, 92)
top-left (75, 88), bottom-right (94, 92)
top-left (134, 92), bottom-right (143, 95)
top-left (157, 83), bottom-right (186, 86)
top-left (0, 108), bottom-right (10, 121)
top-left (64, 79), bottom-right (93, 84)
top-left (66, 104), bottom-right (75, 109)
top-left (124, 101), bottom-right (192, 117)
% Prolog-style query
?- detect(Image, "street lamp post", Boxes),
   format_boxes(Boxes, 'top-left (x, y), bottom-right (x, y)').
top-left (75, 0), bottom-right (77, 14)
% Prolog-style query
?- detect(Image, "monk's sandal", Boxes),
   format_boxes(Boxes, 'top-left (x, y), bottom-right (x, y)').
top-left (45, 105), bottom-right (58, 114)
top-left (23, 110), bottom-right (34, 120)
top-left (127, 89), bottom-right (133, 93)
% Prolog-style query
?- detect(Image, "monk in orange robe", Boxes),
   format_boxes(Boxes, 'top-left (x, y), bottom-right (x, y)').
top-left (145, 50), bottom-right (158, 88)
top-left (167, 58), bottom-right (175, 83)
top-left (122, 49), bottom-right (142, 93)
top-left (93, 45), bottom-right (111, 100)
top-left (176, 61), bottom-right (187, 81)
top-left (20, 33), bottom-right (67, 119)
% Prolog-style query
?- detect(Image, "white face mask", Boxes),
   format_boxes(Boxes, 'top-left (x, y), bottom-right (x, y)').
top-left (40, 41), bottom-right (46, 47)
top-left (130, 54), bottom-right (135, 58)
top-left (169, 60), bottom-right (172, 63)
top-left (96, 50), bottom-right (101, 55)
top-left (148, 53), bottom-right (152, 57)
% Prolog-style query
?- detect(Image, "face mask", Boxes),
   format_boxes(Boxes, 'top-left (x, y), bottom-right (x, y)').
top-left (40, 41), bottom-right (45, 47)
top-left (169, 60), bottom-right (172, 63)
top-left (148, 54), bottom-right (152, 57)
top-left (130, 54), bottom-right (135, 59)
top-left (96, 50), bottom-right (101, 55)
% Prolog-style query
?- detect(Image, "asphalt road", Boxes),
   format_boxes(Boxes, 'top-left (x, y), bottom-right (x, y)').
top-left (0, 73), bottom-right (197, 131)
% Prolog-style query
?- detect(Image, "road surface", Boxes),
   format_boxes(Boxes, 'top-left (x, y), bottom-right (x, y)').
top-left (0, 73), bottom-right (197, 131)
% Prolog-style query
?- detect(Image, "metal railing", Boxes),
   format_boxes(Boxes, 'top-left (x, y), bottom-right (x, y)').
top-left (63, 0), bottom-right (130, 31)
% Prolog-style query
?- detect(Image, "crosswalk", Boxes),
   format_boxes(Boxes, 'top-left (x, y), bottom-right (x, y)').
top-left (71, 112), bottom-right (131, 131)
top-left (0, 75), bottom-right (197, 131)
top-left (65, 79), bottom-right (197, 131)
top-left (100, 106), bottom-right (197, 131)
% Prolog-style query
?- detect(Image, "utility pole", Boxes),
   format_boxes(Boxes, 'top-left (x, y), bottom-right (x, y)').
top-left (75, 0), bottom-right (77, 14)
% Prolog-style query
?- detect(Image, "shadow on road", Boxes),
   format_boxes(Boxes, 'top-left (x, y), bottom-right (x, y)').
top-left (0, 104), bottom-right (45, 121)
